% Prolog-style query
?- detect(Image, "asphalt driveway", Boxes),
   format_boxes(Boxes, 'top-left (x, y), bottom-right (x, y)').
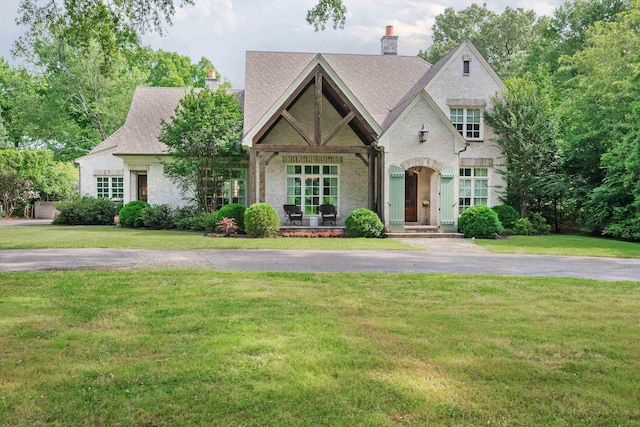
top-left (1, 245), bottom-right (639, 281)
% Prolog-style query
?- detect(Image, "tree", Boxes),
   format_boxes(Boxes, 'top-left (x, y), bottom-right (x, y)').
top-left (306, 0), bottom-right (347, 31)
top-left (0, 149), bottom-right (77, 201)
top-left (484, 75), bottom-right (560, 218)
top-left (418, 4), bottom-right (537, 77)
top-left (523, 0), bottom-right (630, 81)
top-left (15, 0), bottom-right (195, 74)
top-left (159, 87), bottom-right (245, 213)
top-left (556, 0), bottom-right (639, 212)
top-left (132, 48), bottom-right (216, 88)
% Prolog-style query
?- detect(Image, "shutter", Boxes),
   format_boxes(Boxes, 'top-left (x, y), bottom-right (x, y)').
top-left (440, 167), bottom-right (456, 231)
top-left (388, 165), bottom-right (405, 230)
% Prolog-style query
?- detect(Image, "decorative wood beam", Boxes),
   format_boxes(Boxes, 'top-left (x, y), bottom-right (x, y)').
top-left (265, 152), bottom-right (279, 166)
top-left (259, 151), bottom-right (265, 202)
top-left (321, 74), bottom-right (378, 140)
top-left (356, 153), bottom-right (369, 167)
top-left (315, 72), bottom-right (322, 145)
top-left (281, 110), bottom-right (314, 146)
top-left (252, 144), bottom-right (369, 154)
top-left (253, 69), bottom-right (318, 145)
top-left (322, 111), bottom-right (355, 145)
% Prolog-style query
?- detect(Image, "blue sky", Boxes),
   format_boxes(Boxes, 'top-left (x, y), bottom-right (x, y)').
top-left (1, 0), bottom-right (565, 88)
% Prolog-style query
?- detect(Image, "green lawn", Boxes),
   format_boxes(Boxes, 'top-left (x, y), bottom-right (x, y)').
top-left (0, 225), bottom-right (413, 250)
top-left (478, 234), bottom-right (640, 258)
top-left (1, 270), bottom-right (638, 426)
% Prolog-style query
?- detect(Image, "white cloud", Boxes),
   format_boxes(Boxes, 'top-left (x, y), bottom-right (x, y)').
top-left (174, 0), bottom-right (239, 33)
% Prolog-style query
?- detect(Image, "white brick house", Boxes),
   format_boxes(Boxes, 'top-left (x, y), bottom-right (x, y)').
top-left (77, 27), bottom-right (505, 231)
top-left (242, 28), bottom-right (505, 230)
top-left (76, 74), bottom-right (246, 208)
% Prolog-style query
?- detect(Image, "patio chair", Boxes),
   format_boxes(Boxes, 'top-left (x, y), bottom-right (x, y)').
top-left (283, 204), bottom-right (303, 225)
top-left (317, 204), bottom-right (337, 226)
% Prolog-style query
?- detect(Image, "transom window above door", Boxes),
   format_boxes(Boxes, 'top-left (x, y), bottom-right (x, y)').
top-left (286, 165), bottom-right (339, 215)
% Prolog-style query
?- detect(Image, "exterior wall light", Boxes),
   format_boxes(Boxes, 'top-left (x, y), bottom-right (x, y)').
top-left (419, 125), bottom-right (429, 143)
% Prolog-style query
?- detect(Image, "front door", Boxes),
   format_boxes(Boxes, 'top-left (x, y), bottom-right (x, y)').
top-left (138, 174), bottom-right (148, 202)
top-left (404, 171), bottom-right (417, 222)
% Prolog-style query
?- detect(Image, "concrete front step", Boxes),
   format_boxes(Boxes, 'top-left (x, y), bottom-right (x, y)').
top-left (386, 232), bottom-right (464, 239)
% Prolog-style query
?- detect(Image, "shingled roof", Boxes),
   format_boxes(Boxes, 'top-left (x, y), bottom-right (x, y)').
top-left (87, 86), bottom-right (244, 157)
top-left (243, 51), bottom-right (436, 136)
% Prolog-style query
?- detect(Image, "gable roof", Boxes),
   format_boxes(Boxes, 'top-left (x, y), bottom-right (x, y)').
top-left (82, 86), bottom-right (245, 158)
top-left (424, 40), bottom-right (505, 93)
top-left (243, 51), bottom-right (433, 138)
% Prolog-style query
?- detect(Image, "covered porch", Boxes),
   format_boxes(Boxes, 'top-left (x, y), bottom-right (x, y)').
top-left (245, 64), bottom-right (385, 225)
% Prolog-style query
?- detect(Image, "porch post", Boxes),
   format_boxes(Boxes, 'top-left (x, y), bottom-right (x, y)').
top-left (259, 151), bottom-right (266, 202)
top-left (368, 147), bottom-right (375, 211)
top-left (249, 149), bottom-right (256, 205)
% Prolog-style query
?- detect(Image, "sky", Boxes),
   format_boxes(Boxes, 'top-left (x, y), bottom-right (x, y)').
top-left (0, 0), bottom-right (566, 89)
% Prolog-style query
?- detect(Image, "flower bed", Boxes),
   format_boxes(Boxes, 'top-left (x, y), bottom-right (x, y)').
top-left (281, 230), bottom-right (344, 238)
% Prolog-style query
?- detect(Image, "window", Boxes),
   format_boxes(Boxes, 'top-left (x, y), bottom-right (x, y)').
top-left (450, 108), bottom-right (482, 140)
top-left (96, 176), bottom-right (123, 200)
top-left (459, 168), bottom-right (488, 213)
top-left (216, 169), bottom-right (247, 206)
top-left (463, 60), bottom-right (470, 74)
top-left (286, 164), bottom-right (338, 215)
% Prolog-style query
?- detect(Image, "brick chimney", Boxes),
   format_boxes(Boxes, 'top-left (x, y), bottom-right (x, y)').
top-left (205, 69), bottom-right (218, 90)
top-left (381, 25), bottom-right (398, 56)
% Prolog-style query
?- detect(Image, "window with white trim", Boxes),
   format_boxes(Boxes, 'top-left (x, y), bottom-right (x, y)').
top-left (96, 176), bottom-right (123, 200)
top-left (459, 168), bottom-right (488, 213)
top-left (216, 169), bottom-right (247, 206)
top-left (286, 165), bottom-right (338, 215)
top-left (450, 108), bottom-right (482, 140)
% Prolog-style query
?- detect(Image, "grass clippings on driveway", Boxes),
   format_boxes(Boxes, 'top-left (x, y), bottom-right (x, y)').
top-left (1, 270), bottom-right (638, 426)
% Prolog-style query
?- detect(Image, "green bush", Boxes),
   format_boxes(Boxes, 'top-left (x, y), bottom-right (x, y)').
top-left (244, 203), bottom-right (280, 238)
top-left (141, 204), bottom-right (175, 230)
top-left (118, 200), bottom-right (149, 228)
top-left (458, 205), bottom-right (502, 239)
top-left (174, 206), bottom-right (201, 231)
top-left (53, 196), bottom-right (121, 225)
top-left (214, 203), bottom-right (246, 232)
top-left (529, 212), bottom-right (551, 235)
top-left (344, 208), bottom-right (384, 238)
top-left (511, 218), bottom-right (535, 235)
top-left (199, 212), bottom-right (219, 233)
top-left (492, 205), bottom-right (520, 230)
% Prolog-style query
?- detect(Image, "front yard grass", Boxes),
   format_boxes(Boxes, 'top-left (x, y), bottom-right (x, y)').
top-left (477, 234), bottom-right (640, 258)
top-left (0, 225), bottom-right (413, 250)
top-left (1, 270), bottom-right (638, 426)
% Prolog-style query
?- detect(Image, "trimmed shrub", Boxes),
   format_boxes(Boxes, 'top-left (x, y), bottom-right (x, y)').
top-left (141, 204), bottom-right (175, 229)
top-left (344, 208), bottom-right (384, 238)
top-left (53, 196), bottom-right (121, 225)
top-left (214, 203), bottom-right (246, 232)
top-left (492, 205), bottom-right (519, 230)
top-left (458, 205), bottom-right (502, 239)
top-left (118, 200), bottom-right (149, 228)
top-left (244, 203), bottom-right (280, 238)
